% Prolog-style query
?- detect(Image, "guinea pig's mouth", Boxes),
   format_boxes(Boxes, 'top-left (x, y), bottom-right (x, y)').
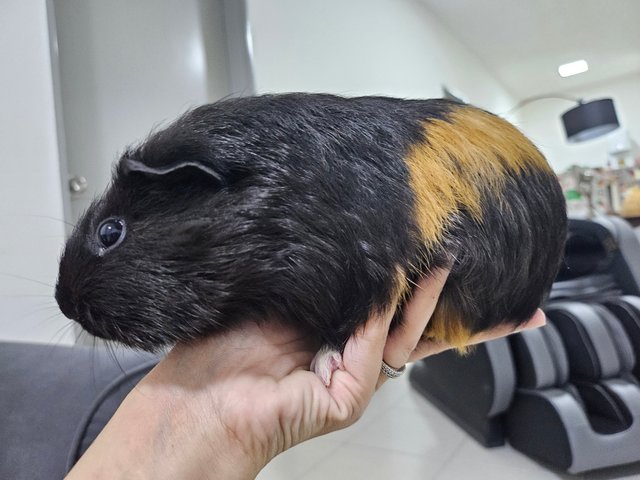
top-left (64, 301), bottom-right (110, 341)
top-left (73, 304), bottom-right (100, 334)
top-left (80, 303), bottom-right (95, 325)
top-left (73, 304), bottom-right (169, 352)
top-left (80, 306), bottom-right (131, 345)
top-left (55, 279), bottom-right (122, 340)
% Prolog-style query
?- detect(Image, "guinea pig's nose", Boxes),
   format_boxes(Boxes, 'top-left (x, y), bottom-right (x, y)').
top-left (55, 283), bottom-right (80, 320)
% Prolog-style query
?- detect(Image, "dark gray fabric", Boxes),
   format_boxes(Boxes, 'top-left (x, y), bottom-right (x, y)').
top-left (0, 342), bottom-right (159, 480)
top-left (66, 359), bottom-right (158, 470)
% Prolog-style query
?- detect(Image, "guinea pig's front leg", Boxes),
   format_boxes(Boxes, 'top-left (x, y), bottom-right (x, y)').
top-left (310, 345), bottom-right (344, 386)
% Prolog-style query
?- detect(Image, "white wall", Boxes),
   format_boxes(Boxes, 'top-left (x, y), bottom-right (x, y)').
top-left (516, 73), bottom-right (640, 173)
top-left (246, 0), bottom-right (516, 113)
top-left (0, 1), bottom-right (74, 345)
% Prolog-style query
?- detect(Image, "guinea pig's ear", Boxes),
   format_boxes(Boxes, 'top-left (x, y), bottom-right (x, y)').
top-left (122, 157), bottom-right (225, 183)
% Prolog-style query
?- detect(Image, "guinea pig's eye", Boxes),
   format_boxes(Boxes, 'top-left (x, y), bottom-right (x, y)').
top-left (97, 218), bottom-right (126, 250)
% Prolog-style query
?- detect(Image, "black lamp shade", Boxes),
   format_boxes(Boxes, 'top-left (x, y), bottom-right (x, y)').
top-left (562, 98), bottom-right (620, 143)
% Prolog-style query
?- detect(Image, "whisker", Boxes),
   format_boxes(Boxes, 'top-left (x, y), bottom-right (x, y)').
top-left (41, 307), bottom-right (65, 319)
top-left (52, 319), bottom-right (73, 338)
top-left (24, 305), bottom-right (64, 321)
top-left (4, 305), bottom-right (63, 331)
top-left (0, 273), bottom-right (54, 288)
top-left (48, 321), bottom-right (75, 347)
top-left (91, 335), bottom-right (98, 389)
top-left (0, 294), bottom-right (55, 298)
top-left (1, 213), bottom-right (75, 228)
top-left (106, 340), bottom-right (127, 376)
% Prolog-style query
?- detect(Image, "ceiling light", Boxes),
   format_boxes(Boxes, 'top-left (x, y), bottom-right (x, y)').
top-left (558, 60), bottom-right (589, 78)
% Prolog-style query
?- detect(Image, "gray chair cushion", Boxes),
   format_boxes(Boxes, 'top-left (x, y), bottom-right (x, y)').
top-left (0, 342), bottom-right (159, 480)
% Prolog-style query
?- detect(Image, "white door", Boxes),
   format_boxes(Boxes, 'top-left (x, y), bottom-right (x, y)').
top-left (52, 0), bottom-right (253, 222)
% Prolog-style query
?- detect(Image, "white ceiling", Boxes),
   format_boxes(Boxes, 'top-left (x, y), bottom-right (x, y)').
top-left (420, 0), bottom-right (640, 100)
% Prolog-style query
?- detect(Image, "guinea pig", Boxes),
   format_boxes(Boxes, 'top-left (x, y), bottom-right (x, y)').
top-left (55, 93), bottom-right (567, 383)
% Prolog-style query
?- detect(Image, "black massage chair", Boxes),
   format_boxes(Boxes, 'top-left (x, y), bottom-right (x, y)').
top-left (411, 216), bottom-right (640, 474)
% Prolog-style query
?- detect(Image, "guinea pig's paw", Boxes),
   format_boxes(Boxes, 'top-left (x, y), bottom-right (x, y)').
top-left (310, 345), bottom-right (344, 387)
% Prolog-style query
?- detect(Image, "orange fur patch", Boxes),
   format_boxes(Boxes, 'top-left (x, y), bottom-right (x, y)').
top-left (406, 105), bottom-right (549, 248)
top-left (403, 105), bottom-right (549, 346)
top-left (427, 295), bottom-right (473, 352)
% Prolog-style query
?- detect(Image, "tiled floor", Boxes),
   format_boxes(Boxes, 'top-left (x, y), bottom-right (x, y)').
top-left (257, 368), bottom-right (640, 480)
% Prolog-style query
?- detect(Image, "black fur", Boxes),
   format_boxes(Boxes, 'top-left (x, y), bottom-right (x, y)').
top-left (55, 93), bottom-right (567, 351)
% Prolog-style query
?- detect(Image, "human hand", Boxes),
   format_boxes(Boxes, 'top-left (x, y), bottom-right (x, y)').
top-left (65, 269), bottom-right (545, 480)
top-left (380, 269), bottom-right (547, 387)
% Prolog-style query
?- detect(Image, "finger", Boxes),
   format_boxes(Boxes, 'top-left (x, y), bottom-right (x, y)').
top-left (467, 309), bottom-right (547, 346)
top-left (379, 269), bottom-right (449, 386)
top-left (407, 308), bottom-right (547, 362)
top-left (384, 269), bottom-right (449, 365)
top-left (331, 301), bottom-right (398, 399)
